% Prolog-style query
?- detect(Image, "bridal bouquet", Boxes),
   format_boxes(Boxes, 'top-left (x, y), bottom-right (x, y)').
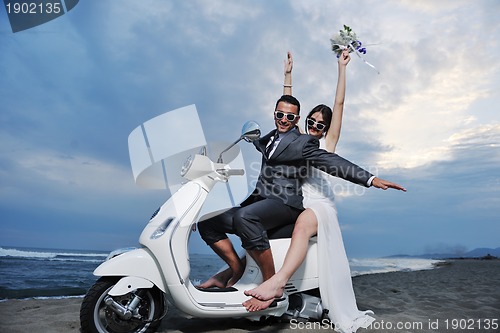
top-left (330, 25), bottom-right (378, 73)
top-left (330, 25), bottom-right (366, 57)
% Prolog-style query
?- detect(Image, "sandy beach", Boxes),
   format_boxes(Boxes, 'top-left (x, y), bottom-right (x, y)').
top-left (1, 259), bottom-right (499, 333)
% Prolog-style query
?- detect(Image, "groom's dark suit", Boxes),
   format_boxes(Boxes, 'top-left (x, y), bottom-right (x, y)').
top-left (198, 128), bottom-right (373, 251)
top-left (254, 128), bottom-right (372, 209)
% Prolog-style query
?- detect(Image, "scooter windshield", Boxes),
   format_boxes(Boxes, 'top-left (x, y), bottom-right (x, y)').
top-left (128, 105), bottom-right (250, 213)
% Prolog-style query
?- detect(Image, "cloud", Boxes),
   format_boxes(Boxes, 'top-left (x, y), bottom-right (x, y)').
top-left (0, 131), bottom-right (139, 212)
top-left (311, 0), bottom-right (500, 171)
top-left (337, 121), bottom-right (500, 256)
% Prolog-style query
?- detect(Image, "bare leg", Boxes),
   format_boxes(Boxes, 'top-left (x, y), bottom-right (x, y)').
top-left (248, 248), bottom-right (276, 281)
top-left (245, 209), bottom-right (318, 301)
top-left (242, 247), bottom-right (276, 311)
top-left (198, 238), bottom-right (244, 288)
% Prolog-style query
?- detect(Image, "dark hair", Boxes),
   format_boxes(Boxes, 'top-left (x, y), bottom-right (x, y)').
top-left (305, 104), bottom-right (332, 133)
top-left (275, 95), bottom-right (301, 114)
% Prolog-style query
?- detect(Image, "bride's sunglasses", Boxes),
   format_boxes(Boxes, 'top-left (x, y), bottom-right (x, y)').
top-left (274, 111), bottom-right (299, 122)
top-left (307, 118), bottom-right (326, 131)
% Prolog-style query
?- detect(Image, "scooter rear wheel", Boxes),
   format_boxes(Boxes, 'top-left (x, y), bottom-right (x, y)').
top-left (80, 277), bottom-right (165, 333)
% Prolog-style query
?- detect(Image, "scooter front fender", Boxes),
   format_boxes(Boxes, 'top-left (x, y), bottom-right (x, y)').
top-left (94, 248), bottom-right (166, 293)
top-left (108, 276), bottom-right (154, 296)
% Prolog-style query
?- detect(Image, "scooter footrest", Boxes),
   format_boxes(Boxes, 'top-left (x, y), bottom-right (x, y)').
top-left (269, 297), bottom-right (286, 308)
top-left (196, 286), bottom-right (238, 293)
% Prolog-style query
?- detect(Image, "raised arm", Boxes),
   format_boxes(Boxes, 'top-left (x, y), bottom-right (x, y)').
top-left (283, 52), bottom-right (304, 133)
top-left (283, 51), bottom-right (293, 95)
top-left (324, 49), bottom-right (350, 153)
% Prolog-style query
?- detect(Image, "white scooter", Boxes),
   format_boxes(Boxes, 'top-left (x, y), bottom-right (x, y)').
top-left (80, 121), bottom-right (326, 333)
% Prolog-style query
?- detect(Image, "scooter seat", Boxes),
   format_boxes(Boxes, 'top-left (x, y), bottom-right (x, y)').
top-left (267, 223), bottom-right (294, 239)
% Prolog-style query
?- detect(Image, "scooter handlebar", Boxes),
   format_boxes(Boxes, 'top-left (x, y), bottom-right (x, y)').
top-left (226, 169), bottom-right (245, 176)
top-left (217, 168), bottom-right (245, 176)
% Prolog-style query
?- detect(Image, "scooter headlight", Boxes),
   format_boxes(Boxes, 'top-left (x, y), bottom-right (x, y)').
top-left (180, 155), bottom-right (193, 177)
top-left (150, 217), bottom-right (175, 239)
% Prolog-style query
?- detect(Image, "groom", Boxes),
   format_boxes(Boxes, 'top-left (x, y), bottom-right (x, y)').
top-left (198, 95), bottom-right (404, 294)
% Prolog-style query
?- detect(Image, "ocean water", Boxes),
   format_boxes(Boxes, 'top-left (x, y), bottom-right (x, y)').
top-left (0, 246), bottom-right (224, 300)
top-left (0, 246), bottom-right (440, 300)
top-left (349, 257), bottom-right (443, 276)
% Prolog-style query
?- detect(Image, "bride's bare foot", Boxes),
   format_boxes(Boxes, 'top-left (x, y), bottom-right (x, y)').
top-left (244, 275), bottom-right (284, 300)
top-left (242, 296), bottom-right (275, 312)
top-left (197, 269), bottom-right (231, 289)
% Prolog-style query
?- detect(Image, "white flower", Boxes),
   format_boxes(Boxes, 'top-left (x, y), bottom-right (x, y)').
top-left (330, 25), bottom-right (366, 57)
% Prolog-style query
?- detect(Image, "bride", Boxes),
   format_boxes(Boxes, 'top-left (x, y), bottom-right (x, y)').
top-left (243, 50), bottom-right (394, 332)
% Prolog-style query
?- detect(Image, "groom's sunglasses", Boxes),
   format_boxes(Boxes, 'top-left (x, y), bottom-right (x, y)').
top-left (307, 118), bottom-right (326, 131)
top-left (274, 111), bottom-right (299, 122)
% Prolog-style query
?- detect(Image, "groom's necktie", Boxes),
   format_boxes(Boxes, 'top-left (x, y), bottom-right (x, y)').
top-left (265, 135), bottom-right (280, 157)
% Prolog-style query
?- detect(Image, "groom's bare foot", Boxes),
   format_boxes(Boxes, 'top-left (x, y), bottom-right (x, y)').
top-left (197, 269), bottom-right (231, 289)
top-left (225, 266), bottom-right (244, 287)
top-left (242, 296), bottom-right (275, 312)
top-left (244, 276), bottom-right (284, 300)
top-left (197, 263), bottom-right (245, 289)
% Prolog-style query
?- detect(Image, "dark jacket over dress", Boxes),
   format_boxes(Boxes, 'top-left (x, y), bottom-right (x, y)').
top-left (253, 129), bottom-right (373, 210)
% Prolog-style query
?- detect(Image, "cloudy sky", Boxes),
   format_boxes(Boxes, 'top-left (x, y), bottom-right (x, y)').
top-left (1, 0), bottom-right (499, 258)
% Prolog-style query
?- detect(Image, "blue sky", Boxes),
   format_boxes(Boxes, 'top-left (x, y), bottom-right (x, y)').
top-left (1, 0), bottom-right (499, 258)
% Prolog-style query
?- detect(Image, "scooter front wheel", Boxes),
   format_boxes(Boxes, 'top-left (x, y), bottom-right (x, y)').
top-left (80, 277), bottom-right (166, 333)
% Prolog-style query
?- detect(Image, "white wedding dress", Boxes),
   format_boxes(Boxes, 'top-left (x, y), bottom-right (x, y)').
top-left (302, 138), bottom-right (375, 333)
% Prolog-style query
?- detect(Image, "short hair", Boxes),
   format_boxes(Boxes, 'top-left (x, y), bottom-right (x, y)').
top-left (275, 95), bottom-right (301, 114)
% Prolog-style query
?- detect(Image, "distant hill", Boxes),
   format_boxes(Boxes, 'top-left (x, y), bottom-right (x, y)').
top-left (386, 247), bottom-right (500, 259)
top-left (462, 247), bottom-right (500, 258)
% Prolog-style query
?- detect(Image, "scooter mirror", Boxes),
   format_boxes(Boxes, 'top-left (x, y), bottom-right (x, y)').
top-left (241, 121), bottom-right (261, 142)
top-left (217, 121), bottom-right (261, 163)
